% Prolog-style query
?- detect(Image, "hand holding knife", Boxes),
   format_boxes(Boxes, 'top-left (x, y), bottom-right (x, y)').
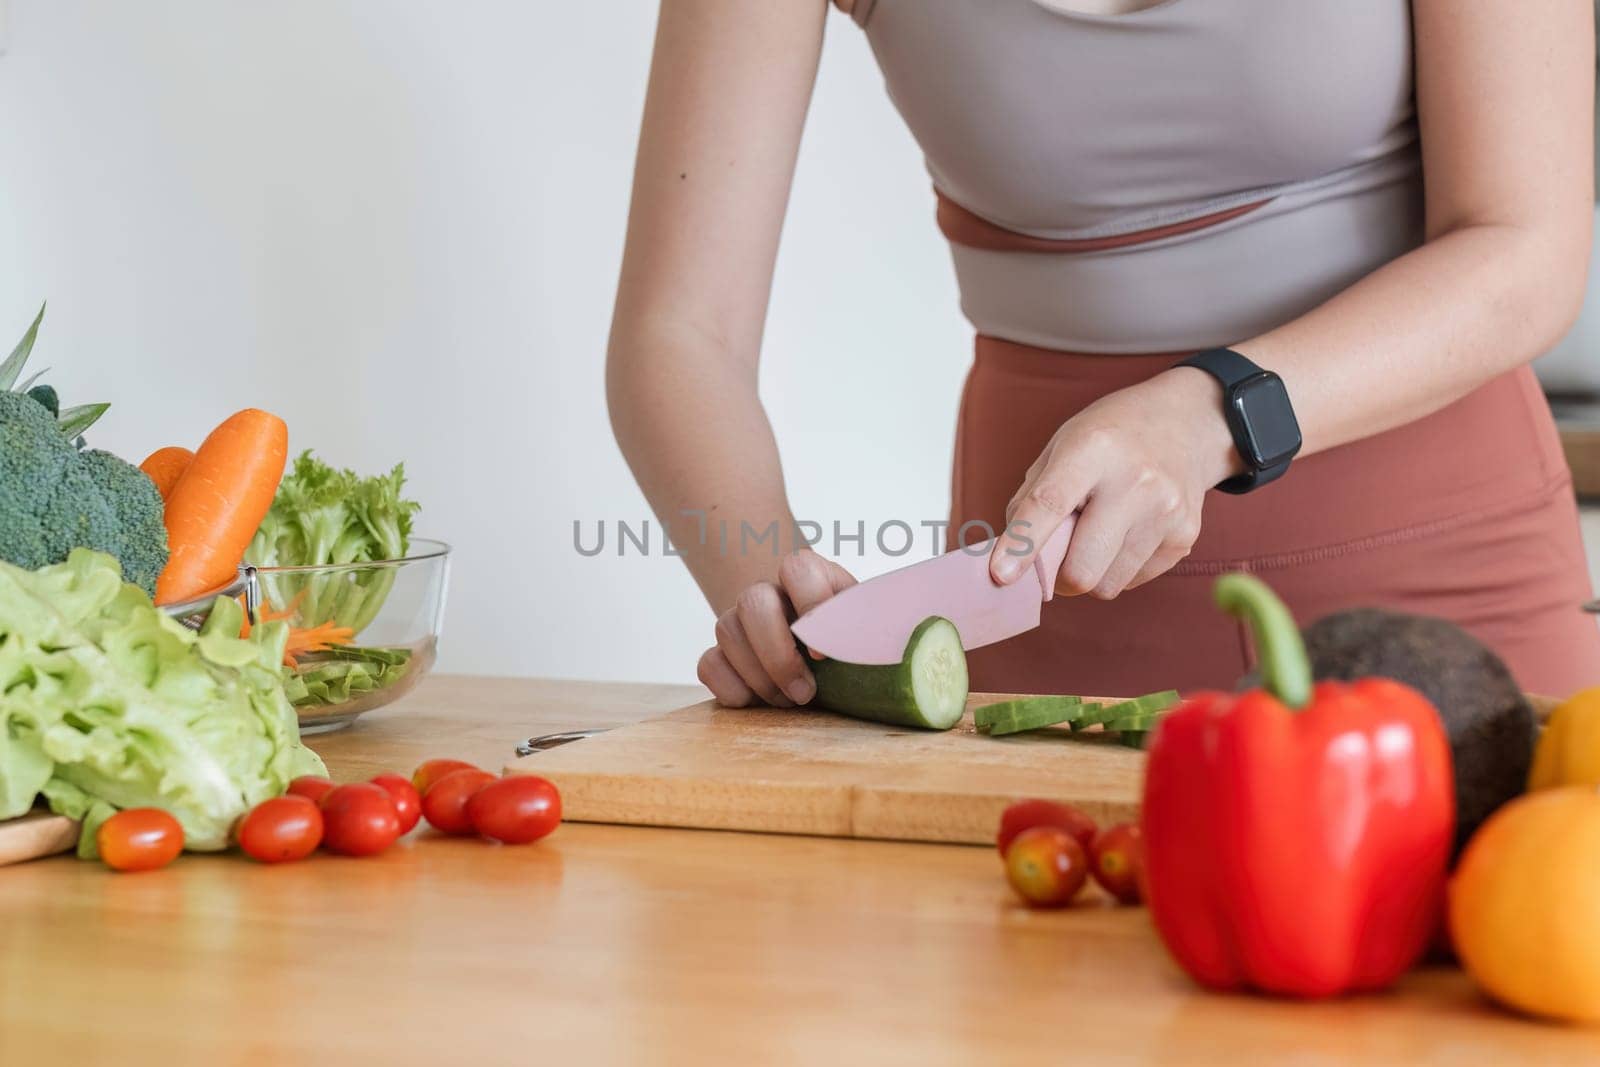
top-left (791, 521), bottom-right (1074, 665)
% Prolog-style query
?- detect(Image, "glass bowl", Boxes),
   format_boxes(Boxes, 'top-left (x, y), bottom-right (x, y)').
top-left (251, 539), bottom-right (451, 734)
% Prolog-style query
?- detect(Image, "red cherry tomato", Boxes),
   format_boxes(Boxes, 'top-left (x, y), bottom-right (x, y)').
top-left (370, 773), bottom-right (423, 834)
top-left (466, 775), bottom-right (562, 844)
top-left (97, 809), bottom-right (184, 873)
top-left (1089, 822), bottom-right (1145, 905)
top-left (996, 799), bottom-right (1097, 857)
top-left (320, 783), bottom-right (402, 857)
top-left (411, 758), bottom-right (478, 795)
top-left (1005, 826), bottom-right (1089, 908)
top-left (421, 768), bottom-right (497, 835)
top-left (286, 775), bottom-right (337, 806)
top-left (237, 795), bottom-right (324, 864)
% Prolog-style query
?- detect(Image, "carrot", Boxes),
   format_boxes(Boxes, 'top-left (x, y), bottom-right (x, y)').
top-left (138, 446), bottom-right (196, 501)
top-left (237, 591), bottom-right (306, 639)
top-left (281, 621), bottom-right (356, 668)
top-left (154, 409), bottom-right (288, 605)
top-left (237, 592), bottom-right (350, 665)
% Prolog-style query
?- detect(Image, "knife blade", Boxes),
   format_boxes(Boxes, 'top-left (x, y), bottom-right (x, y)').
top-left (790, 520), bottom-right (1074, 665)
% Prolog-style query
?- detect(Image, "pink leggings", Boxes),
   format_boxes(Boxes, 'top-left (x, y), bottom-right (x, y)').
top-left (950, 336), bottom-right (1600, 699)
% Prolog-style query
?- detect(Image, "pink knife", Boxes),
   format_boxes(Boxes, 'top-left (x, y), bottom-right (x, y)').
top-left (791, 521), bottom-right (1074, 665)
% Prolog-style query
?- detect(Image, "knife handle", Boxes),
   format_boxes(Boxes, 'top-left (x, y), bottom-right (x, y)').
top-left (1031, 518), bottom-right (1075, 603)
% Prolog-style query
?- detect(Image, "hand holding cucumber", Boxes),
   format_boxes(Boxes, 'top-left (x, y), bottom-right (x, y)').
top-left (697, 550), bottom-right (857, 708)
top-left (989, 370), bottom-right (1238, 601)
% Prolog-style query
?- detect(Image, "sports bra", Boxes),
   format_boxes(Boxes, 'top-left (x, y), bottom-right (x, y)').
top-left (835, 0), bottom-right (1424, 353)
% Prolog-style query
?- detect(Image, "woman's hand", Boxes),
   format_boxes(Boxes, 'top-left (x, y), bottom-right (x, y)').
top-left (698, 550), bottom-right (857, 708)
top-left (990, 368), bottom-right (1239, 599)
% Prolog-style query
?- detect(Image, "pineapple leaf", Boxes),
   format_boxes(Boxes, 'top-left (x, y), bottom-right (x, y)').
top-left (0, 303), bottom-right (46, 390)
top-left (57, 402), bottom-right (110, 438)
top-left (16, 366), bottom-right (50, 393)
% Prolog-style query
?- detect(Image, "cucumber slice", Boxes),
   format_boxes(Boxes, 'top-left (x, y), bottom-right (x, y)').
top-left (1116, 730), bottom-right (1151, 750)
top-left (982, 697), bottom-right (1086, 736)
top-left (1077, 690), bottom-right (1180, 728)
top-left (810, 616), bottom-right (969, 730)
top-left (1104, 714), bottom-right (1164, 732)
top-left (974, 695), bottom-right (1081, 731)
top-left (1067, 703), bottom-right (1105, 731)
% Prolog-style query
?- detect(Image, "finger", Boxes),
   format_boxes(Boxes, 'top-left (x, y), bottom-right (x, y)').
top-left (736, 582), bottom-right (816, 705)
top-left (715, 608), bottom-right (793, 708)
top-left (822, 558), bottom-right (859, 593)
top-left (1091, 521), bottom-right (1166, 600)
top-left (991, 458), bottom-right (1097, 586)
top-left (697, 647), bottom-right (756, 708)
top-left (779, 552), bottom-right (855, 618)
top-left (1127, 544), bottom-right (1194, 590)
top-left (1004, 452), bottom-right (1049, 520)
top-left (780, 554), bottom-right (859, 660)
top-left (1054, 489), bottom-right (1139, 596)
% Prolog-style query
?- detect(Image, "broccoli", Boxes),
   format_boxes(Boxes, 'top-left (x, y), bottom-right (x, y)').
top-left (0, 391), bottom-right (169, 597)
top-left (25, 384), bottom-right (58, 417)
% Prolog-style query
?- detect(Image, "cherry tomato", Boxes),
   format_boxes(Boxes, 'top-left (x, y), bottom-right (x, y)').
top-left (286, 775), bottom-right (337, 806)
top-left (97, 809), bottom-right (184, 873)
top-left (421, 768), bottom-right (497, 835)
top-left (237, 795), bottom-right (324, 864)
top-left (1089, 822), bottom-right (1145, 905)
top-left (996, 799), bottom-right (1097, 857)
top-left (1005, 826), bottom-right (1088, 908)
top-left (370, 773), bottom-right (422, 834)
top-left (320, 783), bottom-right (402, 857)
top-left (412, 758), bottom-right (478, 795)
top-left (466, 775), bottom-right (562, 844)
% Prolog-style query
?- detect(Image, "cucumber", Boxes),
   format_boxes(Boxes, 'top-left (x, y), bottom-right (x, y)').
top-left (975, 695), bottom-right (1081, 731)
top-left (1067, 703), bottom-right (1105, 731)
top-left (810, 616), bottom-right (969, 730)
top-left (1077, 690), bottom-right (1181, 728)
top-left (1116, 730), bottom-right (1151, 750)
top-left (1104, 714), bottom-right (1163, 732)
top-left (982, 697), bottom-right (1086, 736)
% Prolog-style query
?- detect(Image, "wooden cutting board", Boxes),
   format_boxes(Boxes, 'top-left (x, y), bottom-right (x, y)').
top-left (506, 694), bottom-right (1145, 846)
top-left (0, 811), bottom-right (78, 867)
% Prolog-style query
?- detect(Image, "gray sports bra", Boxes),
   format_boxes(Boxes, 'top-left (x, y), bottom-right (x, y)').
top-left (838, 0), bottom-right (1423, 353)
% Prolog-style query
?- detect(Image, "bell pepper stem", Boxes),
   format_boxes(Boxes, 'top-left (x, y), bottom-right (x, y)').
top-left (1214, 573), bottom-right (1312, 710)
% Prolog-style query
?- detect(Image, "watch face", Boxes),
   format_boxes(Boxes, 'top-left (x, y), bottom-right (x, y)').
top-left (1229, 373), bottom-right (1302, 469)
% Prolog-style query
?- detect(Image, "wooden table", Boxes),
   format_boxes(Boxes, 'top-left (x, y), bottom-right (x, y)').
top-left (0, 677), bottom-right (1589, 1065)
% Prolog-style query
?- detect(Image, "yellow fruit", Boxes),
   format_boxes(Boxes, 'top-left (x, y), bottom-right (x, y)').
top-left (1529, 687), bottom-right (1600, 790)
top-left (1450, 786), bottom-right (1600, 1024)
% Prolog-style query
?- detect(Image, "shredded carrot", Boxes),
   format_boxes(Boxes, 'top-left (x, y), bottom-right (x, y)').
top-left (236, 591), bottom-right (349, 666)
top-left (282, 621), bottom-right (355, 668)
top-left (238, 590), bottom-right (305, 638)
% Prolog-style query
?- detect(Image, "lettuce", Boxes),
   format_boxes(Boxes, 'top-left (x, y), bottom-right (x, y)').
top-left (246, 450), bottom-right (418, 635)
top-left (0, 549), bottom-right (326, 854)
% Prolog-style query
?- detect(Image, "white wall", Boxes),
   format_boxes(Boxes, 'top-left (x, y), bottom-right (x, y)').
top-left (0, 2), bottom-right (971, 684)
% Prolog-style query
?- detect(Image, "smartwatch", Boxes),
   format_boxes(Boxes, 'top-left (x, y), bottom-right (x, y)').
top-left (1175, 348), bottom-right (1302, 494)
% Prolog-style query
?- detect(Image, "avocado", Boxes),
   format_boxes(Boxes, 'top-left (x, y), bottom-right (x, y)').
top-left (1300, 608), bottom-right (1535, 859)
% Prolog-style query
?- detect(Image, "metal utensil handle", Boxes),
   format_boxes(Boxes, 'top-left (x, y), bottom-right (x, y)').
top-left (515, 728), bottom-right (608, 758)
top-left (158, 564), bottom-right (261, 625)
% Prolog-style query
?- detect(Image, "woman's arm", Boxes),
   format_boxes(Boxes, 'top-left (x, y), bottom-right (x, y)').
top-left (608, 1), bottom-right (850, 707)
top-left (993, 0), bottom-right (1595, 598)
top-left (1238, 0), bottom-right (1594, 454)
top-left (607, 0), bottom-right (824, 611)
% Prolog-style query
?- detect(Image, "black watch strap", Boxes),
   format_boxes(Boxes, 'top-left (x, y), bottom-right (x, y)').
top-left (1176, 347), bottom-right (1301, 495)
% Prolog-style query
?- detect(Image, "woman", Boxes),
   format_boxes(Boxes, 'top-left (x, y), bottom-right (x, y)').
top-left (607, 0), bottom-right (1600, 703)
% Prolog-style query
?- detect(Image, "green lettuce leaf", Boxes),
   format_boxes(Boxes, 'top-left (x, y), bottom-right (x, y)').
top-left (246, 450), bottom-right (419, 636)
top-left (0, 549), bottom-right (326, 854)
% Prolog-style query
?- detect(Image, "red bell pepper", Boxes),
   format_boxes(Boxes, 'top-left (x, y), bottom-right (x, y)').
top-left (1142, 574), bottom-right (1454, 997)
